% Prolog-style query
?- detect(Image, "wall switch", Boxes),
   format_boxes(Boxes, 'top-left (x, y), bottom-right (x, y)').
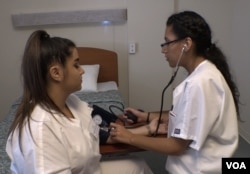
top-left (129, 43), bottom-right (136, 54)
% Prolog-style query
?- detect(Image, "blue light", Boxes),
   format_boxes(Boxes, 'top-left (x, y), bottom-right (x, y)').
top-left (102, 20), bottom-right (111, 25)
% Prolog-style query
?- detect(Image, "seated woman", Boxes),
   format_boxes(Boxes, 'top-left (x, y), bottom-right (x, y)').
top-left (6, 30), bottom-right (166, 174)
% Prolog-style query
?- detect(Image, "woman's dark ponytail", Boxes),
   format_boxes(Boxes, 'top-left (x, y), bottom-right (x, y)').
top-left (205, 44), bottom-right (240, 116)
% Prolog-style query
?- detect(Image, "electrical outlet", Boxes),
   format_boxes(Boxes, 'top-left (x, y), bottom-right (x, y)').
top-left (129, 43), bottom-right (136, 54)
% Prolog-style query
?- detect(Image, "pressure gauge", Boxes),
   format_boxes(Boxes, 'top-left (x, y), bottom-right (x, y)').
top-left (93, 115), bottom-right (102, 125)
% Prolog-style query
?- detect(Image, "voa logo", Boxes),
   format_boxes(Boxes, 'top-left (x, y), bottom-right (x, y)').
top-left (226, 162), bottom-right (246, 170)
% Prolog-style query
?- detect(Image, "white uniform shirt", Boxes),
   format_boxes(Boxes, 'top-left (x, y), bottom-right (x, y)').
top-left (166, 60), bottom-right (238, 174)
top-left (6, 94), bottom-right (101, 174)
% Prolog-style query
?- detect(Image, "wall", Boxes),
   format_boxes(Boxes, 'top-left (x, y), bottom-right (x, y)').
top-left (178, 0), bottom-right (233, 57)
top-left (127, 0), bottom-right (250, 143)
top-left (0, 0), bottom-right (128, 121)
top-left (177, 0), bottom-right (250, 143)
top-left (231, 0), bottom-right (250, 143)
top-left (1, 0), bottom-right (250, 144)
top-left (127, 0), bottom-right (175, 111)
top-left (127, 0), bottom-right (234, 111)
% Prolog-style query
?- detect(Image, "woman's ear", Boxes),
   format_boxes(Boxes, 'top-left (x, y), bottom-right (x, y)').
top-left (49, 65), bottom-right (63, 82)
top-left (184, 37), bottom-right (192, 51)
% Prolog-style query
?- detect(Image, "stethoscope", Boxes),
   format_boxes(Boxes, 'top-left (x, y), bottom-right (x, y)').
top-left (154, 45), bottom-right (186, 136)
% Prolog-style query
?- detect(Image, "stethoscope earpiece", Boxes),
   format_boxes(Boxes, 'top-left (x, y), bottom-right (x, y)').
top-left (182, 44), bottom-right (187, 51)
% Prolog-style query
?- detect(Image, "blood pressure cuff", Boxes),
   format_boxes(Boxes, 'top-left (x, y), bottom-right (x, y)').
top-left (91, 105), bottom-right (117, 145)
top-left (99, 129), bottom-right (110, 145)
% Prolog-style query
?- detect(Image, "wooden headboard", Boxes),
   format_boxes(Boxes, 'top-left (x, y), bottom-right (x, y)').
top-left (77, 47), bottom-right (118, 85)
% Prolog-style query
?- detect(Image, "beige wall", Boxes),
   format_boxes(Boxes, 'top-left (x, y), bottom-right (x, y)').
top-left (0, 0), bottom-right (173, 120)
top-left (177, 0), bottom-right (250, 143)
top-left (127, 0), bottom-right (175, 111)
top-left (231, 0), bottom-right (250, 143)
top-left (1, 0), bottom-right (250, 144)
top-left (127, 0), bottom-right (250, 143)
top-left (0, 0), bottom-right (129, 121)
top-left (127, 0), bottom-right (234, 111)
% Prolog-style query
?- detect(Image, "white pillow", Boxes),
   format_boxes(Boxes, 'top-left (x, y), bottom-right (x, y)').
top-left (80, 64), bottom-right (100, 92)
top-left (97, 81), bottom-right (118, 92)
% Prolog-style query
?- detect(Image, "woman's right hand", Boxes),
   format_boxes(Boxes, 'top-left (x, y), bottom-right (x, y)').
top-left (122, 107), bottom-right (147, 124)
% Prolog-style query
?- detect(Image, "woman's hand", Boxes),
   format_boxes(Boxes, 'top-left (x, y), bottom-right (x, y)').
top-left (148, 117), bottom-right (168, 135)
top-left (122, 107), bottom-right (147, 124)
top-left (109, 122), bottom-right (134, 144)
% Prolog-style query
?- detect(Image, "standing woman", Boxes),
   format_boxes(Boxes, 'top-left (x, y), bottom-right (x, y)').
top-left (110, 11), bottom-right (240, 174)
top-left (6, 30), bottom-right (153, 174)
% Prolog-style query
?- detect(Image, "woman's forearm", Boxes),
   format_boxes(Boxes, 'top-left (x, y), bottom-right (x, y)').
top-left (148, 111), bottom-right (169, 123)
top-left (128, 125), bottom-right (150, 136)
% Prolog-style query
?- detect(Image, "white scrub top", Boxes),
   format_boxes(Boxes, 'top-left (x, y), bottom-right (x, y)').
top-left (166, 60), bottom-right (238, 174)
top-left (6, 94), bottom-right (101, 174)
